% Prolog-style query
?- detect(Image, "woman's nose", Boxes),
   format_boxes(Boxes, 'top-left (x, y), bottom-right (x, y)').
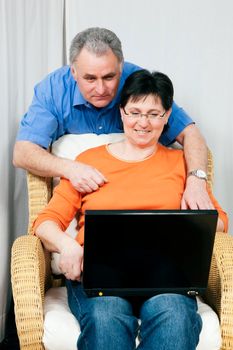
top-left (137, 115), bottom-right (150, 127)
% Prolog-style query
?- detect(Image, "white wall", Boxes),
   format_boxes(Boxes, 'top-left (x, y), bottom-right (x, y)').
top-left (66, 0), bottom-right (233, 231)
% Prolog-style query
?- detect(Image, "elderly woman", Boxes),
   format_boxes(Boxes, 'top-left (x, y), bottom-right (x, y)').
top-left (34, 70), bottom-right (227, 350)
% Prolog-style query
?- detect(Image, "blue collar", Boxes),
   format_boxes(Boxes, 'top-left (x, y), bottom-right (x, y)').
top-left (73, 85), bottom-right (87, 106)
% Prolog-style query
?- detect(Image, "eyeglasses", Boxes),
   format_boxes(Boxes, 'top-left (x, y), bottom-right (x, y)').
top-left (123, 108), bottom-right (166, 121)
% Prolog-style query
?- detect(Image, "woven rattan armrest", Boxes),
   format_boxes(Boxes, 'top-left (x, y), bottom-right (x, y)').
top-left (206, 231), bottom-right (233, 350)
top-left (26, 173), bottom-right (52, 235)
top-left (11, 234), bottom-right (51, 350)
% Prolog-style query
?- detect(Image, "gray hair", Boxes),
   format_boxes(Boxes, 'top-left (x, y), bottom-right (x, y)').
top-left (69, 27), bottom-right (124, 64)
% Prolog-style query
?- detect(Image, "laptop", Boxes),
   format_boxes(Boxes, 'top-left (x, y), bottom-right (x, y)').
top-left (82, 210), bottom-right (218, 297)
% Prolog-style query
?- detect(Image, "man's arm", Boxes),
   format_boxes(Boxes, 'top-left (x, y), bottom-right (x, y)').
top-left (13, 141), bottom-right (107, 193)
top-left (176, 124), bottom-right (214, 209)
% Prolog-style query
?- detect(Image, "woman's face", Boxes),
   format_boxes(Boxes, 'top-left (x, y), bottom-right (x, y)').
top-left (120, 94), bottom-right (171, 148)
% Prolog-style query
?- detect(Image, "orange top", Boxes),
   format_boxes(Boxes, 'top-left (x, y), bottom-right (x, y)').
top-left (33, 144), bottom-right (228, 245)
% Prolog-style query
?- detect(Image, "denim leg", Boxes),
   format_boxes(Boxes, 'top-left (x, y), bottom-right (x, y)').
top-left (66, 281), bottom-right (139, 350)
top-left (138, 293), bottom-right (202, 350)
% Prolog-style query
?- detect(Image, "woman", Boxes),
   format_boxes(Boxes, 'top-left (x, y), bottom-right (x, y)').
top-left (34, 70), bottom-right (227, 350)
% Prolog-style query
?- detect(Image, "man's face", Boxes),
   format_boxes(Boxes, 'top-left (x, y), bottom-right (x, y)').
top-left (71, 48), bottom-right (122, 108)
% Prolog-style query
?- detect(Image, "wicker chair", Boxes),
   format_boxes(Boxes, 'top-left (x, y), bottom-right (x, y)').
top-left (11, 150), bottom-right (233, 350)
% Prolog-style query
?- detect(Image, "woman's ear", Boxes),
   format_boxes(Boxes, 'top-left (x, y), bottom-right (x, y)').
top-left (165, 107), bottom-right (172, 124)
top-left (119, 107), bottom-right (124, 120)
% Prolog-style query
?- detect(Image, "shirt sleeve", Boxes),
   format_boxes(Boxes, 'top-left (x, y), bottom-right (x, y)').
top-left (33, 177), bottom-right (81, 233)
top-left (207, 186), bottom-right (229, 232)
top-left (16, 77), bottom-right (59, 149)
top-left (159, 101), bottom-right (194, 146)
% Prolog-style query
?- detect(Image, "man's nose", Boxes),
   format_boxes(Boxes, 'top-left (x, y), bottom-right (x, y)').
top-left (95, 80), bottom-right (106, 94)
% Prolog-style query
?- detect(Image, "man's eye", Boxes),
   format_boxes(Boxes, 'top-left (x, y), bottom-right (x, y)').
top-left (104, 76), bottom-right (114, 81)
top-left (85, 77), bottom-right (95, 82)
top-left (149, 114), bottom-right (159, 118)
top-left (131, 112), bottom-right (140, 116)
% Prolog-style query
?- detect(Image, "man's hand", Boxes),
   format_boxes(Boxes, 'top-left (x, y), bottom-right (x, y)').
top-left (181, 176), bottom-right (214, 209)
top-left (59, 237), bottom-right (84, 281)
top-left (64, 160), bottom-right (108, 193)
top-left (13, 141), bottom-right (108, 193)
top-left (176, 124), bottom-right (213, 209)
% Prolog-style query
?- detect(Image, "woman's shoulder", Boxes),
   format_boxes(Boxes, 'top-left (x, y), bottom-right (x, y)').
top-left (74, 144), bottom-right (107, 162)
top-left (158, 143), bottom-right (184, 158)
top-left (157, 144), bottom-right (186, 175)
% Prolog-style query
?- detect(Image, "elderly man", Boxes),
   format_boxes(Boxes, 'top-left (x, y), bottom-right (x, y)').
top-left (13, 27), bottom-right (213, 209)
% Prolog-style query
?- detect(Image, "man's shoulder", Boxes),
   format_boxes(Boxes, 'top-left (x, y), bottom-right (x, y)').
top-left (45, 65), bottom-right (73, 84)
top-left (122, 61), bottom-right (142, 76)
top-left (35, 65), bottom-right (75, 95)
top-left (119, 61), bottom-right (142, 86)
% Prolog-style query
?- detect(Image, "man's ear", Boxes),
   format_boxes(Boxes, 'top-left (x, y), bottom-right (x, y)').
top-left (119, 61), bottom-right (124, 74)
top-left (71, 64), bottom-right (78, 80)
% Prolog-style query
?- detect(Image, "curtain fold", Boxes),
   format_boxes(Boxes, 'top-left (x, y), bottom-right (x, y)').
top-left (0, 0), bottom-right (65, 340)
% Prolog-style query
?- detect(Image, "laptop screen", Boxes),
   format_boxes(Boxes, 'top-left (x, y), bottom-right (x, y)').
top-left (82, 210), bottom-right (217, 297)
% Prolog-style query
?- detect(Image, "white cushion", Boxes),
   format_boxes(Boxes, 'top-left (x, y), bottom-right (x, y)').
top-left (51, 133), bottom-right (125, 274)
top-left (43, 287), bottom-right (80, 350)
top-left (52, 133), bottom-right (125, 160)
top-left (43, 287), bottom-right (221, 350)
top-left (196, 297), bottom-right (221, 350)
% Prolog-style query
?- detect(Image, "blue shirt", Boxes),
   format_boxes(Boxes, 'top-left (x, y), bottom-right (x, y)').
top-left (17, 62), bottom-right (193, 148)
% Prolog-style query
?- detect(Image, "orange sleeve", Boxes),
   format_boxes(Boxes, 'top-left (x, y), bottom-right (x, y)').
top-left (33, 177), bottom-right (81, 233)
top-left (207, 186), bottom-right (228, 232)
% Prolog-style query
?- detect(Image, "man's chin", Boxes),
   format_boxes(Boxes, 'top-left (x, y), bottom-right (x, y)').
top-left (91, 97), bottom-right (112, 108)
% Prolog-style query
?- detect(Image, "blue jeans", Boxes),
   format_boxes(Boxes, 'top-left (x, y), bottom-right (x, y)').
top-left (66, 281), bottom-right (202, 350)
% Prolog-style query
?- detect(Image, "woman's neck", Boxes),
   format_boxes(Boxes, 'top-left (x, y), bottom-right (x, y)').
top-left (108, 140), bottom-right (158, 161)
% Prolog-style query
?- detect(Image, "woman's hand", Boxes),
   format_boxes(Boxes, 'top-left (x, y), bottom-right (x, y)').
top-left (35, 220), bottom-right (84, 281)
top-left (59, 236), bottom-right (84, 281)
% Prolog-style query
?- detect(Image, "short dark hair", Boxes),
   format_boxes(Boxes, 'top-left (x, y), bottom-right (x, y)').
top-left (120, 69), bottom-right (174, 111)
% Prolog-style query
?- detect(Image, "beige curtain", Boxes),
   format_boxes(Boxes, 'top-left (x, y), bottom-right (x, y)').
top-left (0, 0), bottom-right (65, 340)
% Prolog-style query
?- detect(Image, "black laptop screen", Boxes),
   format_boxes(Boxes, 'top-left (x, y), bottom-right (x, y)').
top-left (82, 210), bottom-right (217, 297)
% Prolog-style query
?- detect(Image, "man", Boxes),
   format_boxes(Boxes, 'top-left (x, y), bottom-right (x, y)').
top-left (13, 27), bottom-right (213, 209)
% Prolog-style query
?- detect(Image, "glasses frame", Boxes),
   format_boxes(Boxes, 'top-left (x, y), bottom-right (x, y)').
top-left (122, 108), bottom-right (166, 121)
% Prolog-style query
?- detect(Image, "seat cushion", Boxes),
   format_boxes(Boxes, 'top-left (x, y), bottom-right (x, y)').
top-left (43, 287), bottom-right (221, 350)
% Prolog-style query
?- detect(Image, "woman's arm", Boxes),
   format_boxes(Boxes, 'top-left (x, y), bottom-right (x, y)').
top-left (35, 220), bottom-right (83, 281)
top-left (217, 218), bottom-right (224, 232)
